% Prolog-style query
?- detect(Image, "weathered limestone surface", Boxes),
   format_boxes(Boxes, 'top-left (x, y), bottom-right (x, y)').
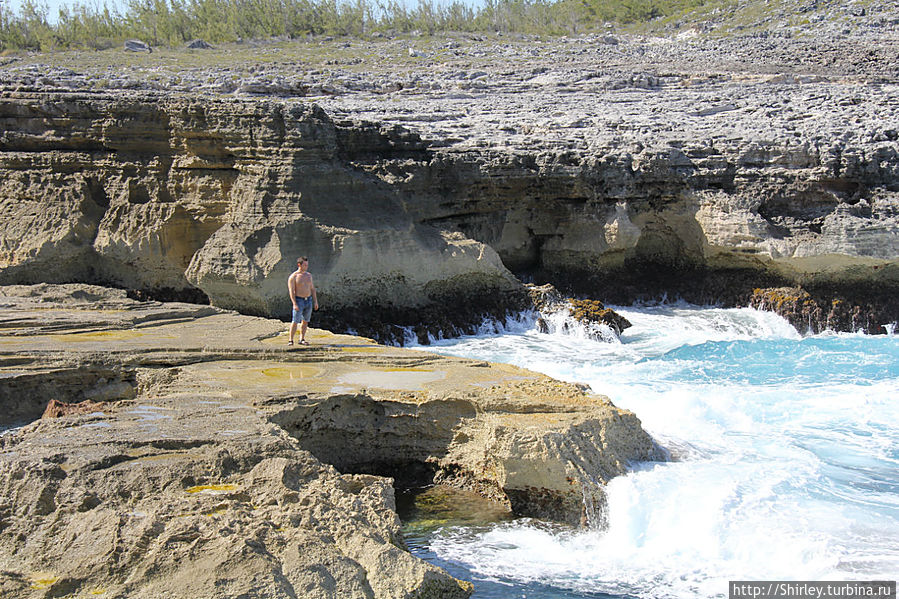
top-left (1, 29), bottom-right (898, 334)
top-left (0, 284), bottom-right (660, 598)
top-left (0, 94), bottom-right (524, 342)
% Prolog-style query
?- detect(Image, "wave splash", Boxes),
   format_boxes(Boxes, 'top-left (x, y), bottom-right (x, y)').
top-left (416, 304), bottom-right (899, 599)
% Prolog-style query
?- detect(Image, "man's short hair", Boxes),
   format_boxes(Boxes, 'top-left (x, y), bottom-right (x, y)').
top-left (297, 256), bottom-right (308, 263)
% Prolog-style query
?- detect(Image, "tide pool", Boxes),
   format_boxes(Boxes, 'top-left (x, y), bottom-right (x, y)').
top-left (406, 304), bottom-right (899, 599)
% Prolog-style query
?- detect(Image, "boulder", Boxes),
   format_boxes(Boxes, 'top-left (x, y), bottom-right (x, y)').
top-left (186, 39), bottom-right (212, 49)
top-left (41, 399), bottom-right (106, 419)
top-left (528, 283), bottom-right (632, 339)
top-left (123, 39), bottom-right (151, 53)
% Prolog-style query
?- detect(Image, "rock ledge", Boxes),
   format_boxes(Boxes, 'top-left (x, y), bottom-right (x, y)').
top-left (0, 284), bottom-right (661, 598)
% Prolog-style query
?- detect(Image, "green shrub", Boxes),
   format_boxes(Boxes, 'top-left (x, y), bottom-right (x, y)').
top-left (0, 0), bottom-right (722, 51)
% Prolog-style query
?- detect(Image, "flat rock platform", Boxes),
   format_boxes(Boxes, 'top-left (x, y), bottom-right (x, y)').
top-left (0, 284), bottom-right (660, 599)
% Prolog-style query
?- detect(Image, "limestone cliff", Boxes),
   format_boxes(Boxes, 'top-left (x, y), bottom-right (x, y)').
top-left (1, 32), bottom-right (898, 335)
top-left (0, 93), bottom-right (524, 343)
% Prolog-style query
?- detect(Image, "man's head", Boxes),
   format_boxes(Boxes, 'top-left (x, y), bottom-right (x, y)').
top-left (297, 256), bottom-right (308, 271)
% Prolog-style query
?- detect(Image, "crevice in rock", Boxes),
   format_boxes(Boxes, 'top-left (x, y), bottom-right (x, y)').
top-left (85, 176), bottom-right (110, 210)
top-left (334, 120), bottom-right (432, 163)
top-left (90, 453), bottom-right (139, 471)
top-left (0, 366), bottom-right (138, 427)
top-left (146, 439), bottom-right (212, 451)
top-left (268, 394), bottom-right (475, 490)
top-left (87, 441), bottom-right (214, 471)
top-left (126, 286), bottom-right (210, 305)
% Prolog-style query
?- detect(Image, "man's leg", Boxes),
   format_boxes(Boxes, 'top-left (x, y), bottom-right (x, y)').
top-left (299, 298), bottom-right (313, 344)
top-left (289, 321), bottom-right (297, 343)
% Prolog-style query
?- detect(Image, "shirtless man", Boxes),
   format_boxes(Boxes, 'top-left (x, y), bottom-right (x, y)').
top-left (287, 256), bottom-right (318, 346)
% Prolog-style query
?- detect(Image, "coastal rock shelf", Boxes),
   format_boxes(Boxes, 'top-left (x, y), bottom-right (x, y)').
top-left (0, 284), bottom-right (661, 598)
top-left (1, 31), bottom-right (898, 337)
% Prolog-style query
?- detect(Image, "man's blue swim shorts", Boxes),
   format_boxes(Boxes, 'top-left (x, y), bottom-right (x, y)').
top-left (292, 296), bottom-right (313, 323)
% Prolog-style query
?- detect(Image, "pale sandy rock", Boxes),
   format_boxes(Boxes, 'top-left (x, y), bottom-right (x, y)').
top-left (0, 284), bottom-right (662, 596)
top-left (0, 94), bottom-right (524, 335)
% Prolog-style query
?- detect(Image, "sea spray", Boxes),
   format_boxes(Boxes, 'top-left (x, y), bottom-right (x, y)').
top-left (408, 303), bottom-right (899, 599)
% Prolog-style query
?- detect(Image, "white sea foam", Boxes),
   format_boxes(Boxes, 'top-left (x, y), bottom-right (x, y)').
top-left (417, 304), bottom-right (899, 598)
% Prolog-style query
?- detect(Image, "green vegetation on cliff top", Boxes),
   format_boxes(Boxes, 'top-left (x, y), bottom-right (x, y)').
top-left (0, 0), bottom-right (881, 53)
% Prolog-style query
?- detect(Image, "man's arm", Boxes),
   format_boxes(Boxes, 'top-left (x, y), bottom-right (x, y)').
top-left (288, 274), bottom-right (298, 309)
top-left (311, 277), bottom-right (318, 310)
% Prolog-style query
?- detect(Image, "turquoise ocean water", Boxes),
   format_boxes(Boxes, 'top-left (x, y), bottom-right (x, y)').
top-left (408, 304), bottom-right (899, 599)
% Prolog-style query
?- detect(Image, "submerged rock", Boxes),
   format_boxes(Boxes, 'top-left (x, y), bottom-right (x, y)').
top-left (569, 299), bottom-right (632, 336)
top-left (528, 283), bottom-right (632, 340)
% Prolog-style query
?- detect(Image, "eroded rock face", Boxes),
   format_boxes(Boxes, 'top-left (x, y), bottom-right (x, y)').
top-left (1, 32), bottom-right (898, 333)
top-left (0, 94), bottom-right (525, 340)
top-left (0, 284), bottom-right (662, 596)
top-left (748, 286), bottom-right (891, 334)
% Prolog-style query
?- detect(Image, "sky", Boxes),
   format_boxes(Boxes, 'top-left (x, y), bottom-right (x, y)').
top-left (3, 0), bottom-right (128, 21)
top-left (2, 0), bottom-right (485, 22)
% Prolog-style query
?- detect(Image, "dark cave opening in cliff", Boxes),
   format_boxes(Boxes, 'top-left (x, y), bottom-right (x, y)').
top-left (268, 393), bottom-right (467, 490)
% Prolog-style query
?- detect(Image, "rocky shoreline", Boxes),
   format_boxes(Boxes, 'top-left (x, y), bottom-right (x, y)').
top-left (0, 284), bottom-right (661, 597)
top-left (1, 16), bottom-right (897, 597)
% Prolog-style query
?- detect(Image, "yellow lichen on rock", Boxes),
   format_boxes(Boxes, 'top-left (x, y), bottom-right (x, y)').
top-left (28, 572), bottom-right (58, 589)
top-left (185, 484), bottom-right (240, 494)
